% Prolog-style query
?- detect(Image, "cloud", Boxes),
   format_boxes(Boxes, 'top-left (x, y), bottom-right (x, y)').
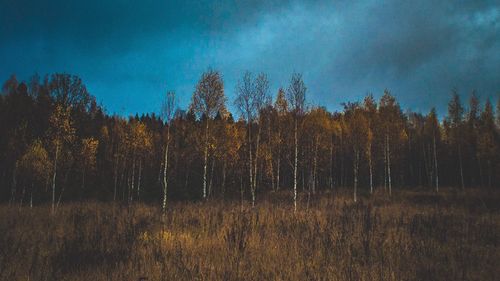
top-left (1, 0), bottom-right (498, 116)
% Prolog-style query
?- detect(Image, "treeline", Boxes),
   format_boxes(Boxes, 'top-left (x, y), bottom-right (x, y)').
top-left (0, 71), bottom-right (499, 210)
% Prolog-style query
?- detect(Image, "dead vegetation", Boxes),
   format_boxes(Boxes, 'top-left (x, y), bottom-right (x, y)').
top-left (0, 188), bottom-right (499, 281)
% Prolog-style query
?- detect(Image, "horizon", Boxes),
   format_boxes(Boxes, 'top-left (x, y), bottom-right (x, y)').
top-left (2, 71), bottom-right (497, 120)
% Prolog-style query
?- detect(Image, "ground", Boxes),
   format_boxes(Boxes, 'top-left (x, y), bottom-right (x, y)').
top-left (1, 188), bottom-right (499, 281)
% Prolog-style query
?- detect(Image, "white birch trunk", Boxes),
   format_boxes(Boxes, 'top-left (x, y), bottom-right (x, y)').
top-left (130, 154), bottom-right (136, 203)
top-left (276, 129), bottom-right (281, 191)
top-left (203, 120), bottom-right (209, 199)
top-left (137, 159), bottom-right (142, 200)
top-left (252, 124), bottom-right (261, 207)
top-left (162, 126), bottom-right (169, 211)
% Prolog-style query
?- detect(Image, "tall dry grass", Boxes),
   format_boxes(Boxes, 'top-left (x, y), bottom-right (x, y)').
top-left (0, 188), bottom-right (499, 280)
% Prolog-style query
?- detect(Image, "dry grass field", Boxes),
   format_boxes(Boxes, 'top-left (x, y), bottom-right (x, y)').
top-left (1, 188), bottom-right (499, 281)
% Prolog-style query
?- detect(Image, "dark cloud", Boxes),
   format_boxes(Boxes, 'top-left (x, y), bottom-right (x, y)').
top-left (0, 0), bottom-right (498, 115)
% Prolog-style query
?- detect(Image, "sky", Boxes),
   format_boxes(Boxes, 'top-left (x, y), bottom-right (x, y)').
top-left (1, 0), bottom-right (499, 117)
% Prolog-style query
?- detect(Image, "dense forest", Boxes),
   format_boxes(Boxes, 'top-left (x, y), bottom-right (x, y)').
top-left (1, 71), bottom-right (499, 211)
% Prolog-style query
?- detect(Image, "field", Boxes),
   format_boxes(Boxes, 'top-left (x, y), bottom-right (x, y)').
top-left (1, 188), bottom-right (500, 281)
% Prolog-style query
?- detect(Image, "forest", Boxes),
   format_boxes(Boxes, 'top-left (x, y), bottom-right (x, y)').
top-left (1, 71), bottom-right (499, 209)
top-left (1, 71), bottom-right (500, 280)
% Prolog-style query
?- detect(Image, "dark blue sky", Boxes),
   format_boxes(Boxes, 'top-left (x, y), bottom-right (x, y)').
top-left (1, 0), bottom-right (499, 116)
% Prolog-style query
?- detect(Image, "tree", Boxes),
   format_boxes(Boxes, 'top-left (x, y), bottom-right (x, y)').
top-left (189, 69), bottom-right (226, 199)
top-left (477, 99), bottom-right (497, 188)
top-left (274, 88), bottom-right (289, 191)
top-left (127, 120), bottom-right (152, 202)
top-left (49, 74), bottom-right (92, 112)
top-left (2, 71), bottom-right (499, 206)
top-left (286, 73), bottom-right (306, 212)
top-left (424, 108), bottom-right (440, 192)
top-left (110, 117), bottom-right (128, 201)
top-left (466, 93), bottom-right (481, 186)
top-left (379, 90), bottom-right (404, 196)
top-left (345, 105), bottom-right (369, 202)
top-left (17, 139), bottom-right (50, 207)
top-left (48, 104), bottom-right (75, 213)
top-left (303, 107), bottom-right (331, 196)
top-left (161, 91), bottom-right (176, 211)
top-left (234, 71), bottom-right (270, 207)
top-left (446, 90), bottom-right (465, 189)
top-left (363, 94), bottom-right (377, 194)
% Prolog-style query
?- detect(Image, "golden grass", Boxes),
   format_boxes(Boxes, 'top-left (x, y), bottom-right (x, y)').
top-left (0, 188), bottom-right (499, 280)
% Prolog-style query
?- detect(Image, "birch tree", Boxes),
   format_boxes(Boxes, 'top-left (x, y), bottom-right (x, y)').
top-left (286, 73), bottom-right (306, 212)
top-left (303, 107), bottom-right (331, 195)
top-left (161, 91), bottom-right (176, 211)
top-left (344, 103), bottom-right (369, 202)
top-left (48, 104), bottom-right (75, 213)
top-left (274, 88), bottom-right (288, 191)
top-left (189, 69), bottom-right (226, 199)
top-left (379, 90), bottom-right (404, 196)
top-left (363, 94), bottom-right (377, 194)
top-left (234, 71), bottom-right (270, 207)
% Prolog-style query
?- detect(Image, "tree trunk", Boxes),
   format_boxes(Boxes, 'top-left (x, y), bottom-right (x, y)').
top-left (384, 139), bottom-right (387, 191)
top-left (113, 156), bottom-right (119, 202)
top-left (458, 143), bottom-right (464, 190)
top-left (386, 134), bottom-right (392, 196)
top-left (247, 121), bottom-right (253, 205)
top-left (208, 158), bottom-right (215, 198)
top-left (353, 149), bottom-right (359, 202)
top-left (293, 118), bottom-right (298, 212)
top-left (488, 160), bottom-right (492, 188)
top-left (276, 129), bottom-right (281, 191)
top-left (268, 117), bottom-right (275, 192)
top-left (340, 132), bottom-right (344, 188)
top-left (9, 163), bottom-right (18, 205)
top-left (20, 184), bottom-right (26, 208)
top-left (433, 135), bottom-right (439, 192)
top-left (222, 159), bottom-right (227, 197)
top-left (203, 120), bottom-right (209, 199)
top-left (51, 143), bottom-right (59, 214)
top-left (162, 126), bottom-right (169, 211)
top-left (81, 168), bottom-right (86, 195)
top-left (137, 159), bottom-right (142, 200)
top-left (130, 154), bottom-right (136, 203)
top-left (30, 183), bottom-right (33, 208)
top-left (120, 158), bottom-right (126, 201)
top-left (329, 135), bottom-right (334, 190)
top-left (478, 156), bottom-right (484, 188)
top-left (368, 144), bottom-right (373, 194)
top-left (408, 132), bottom-right (414, 186)
top-left (240, 173), bottom-right (244, 208)
top-left (252, 124), bottom-right (261, 207)
top-left (56, 179), bottom-right (66, 212)
top-left (423, 143), bottom-right (432, 187)
top-left (184, 165), bottom-right (190, 191)
top-left (313, 140), bottom-right (318, 195)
